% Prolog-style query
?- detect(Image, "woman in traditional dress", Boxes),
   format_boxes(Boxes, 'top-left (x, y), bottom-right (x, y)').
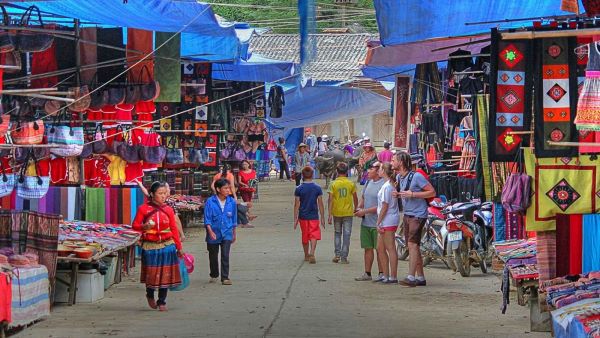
top-left (132, 181), bottom-right (184, 311)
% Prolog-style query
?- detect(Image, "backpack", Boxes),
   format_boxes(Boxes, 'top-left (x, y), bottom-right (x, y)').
top-left (501, 173), bottom-right (531, 214)
top-left (397, 172), bottom-right (415, 212)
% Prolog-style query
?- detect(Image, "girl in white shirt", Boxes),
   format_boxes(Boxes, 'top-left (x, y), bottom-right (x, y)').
top-left (374, 163), bottom-right (400, 283)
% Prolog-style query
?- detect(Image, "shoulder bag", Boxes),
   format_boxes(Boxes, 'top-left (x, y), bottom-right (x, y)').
top-left (16, 151), bottom-right (49, 199)
top-left (16, 6), bottom-right (53, 53)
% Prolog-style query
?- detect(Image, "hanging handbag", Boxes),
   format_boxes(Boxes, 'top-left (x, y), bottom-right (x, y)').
top-left (107, 86), bottom-right (125, 105)
top-left (16, 151), bottom-right (49, 199)
top-left (68, 74), bottom-right (91, 112)
top-left (0, 5), bottom-right (14, 53)
top-left (80, 127), bottom-right (96, 159)
top-left (48, 110), bottom-right (84, 157)
top-left (117, 129), bottom-right (141, 163)
top-left (139, 65), bottom-right (160, 101)
top-left (88, 74), bottom-right (109, 110)
top-left (44, 99), bottom-right (63, 116)
top-left (15, 147), bottom-right (49, 163)
top-left (3, 51), bottom-right (21, 74)
top-left (124, 73), bottom-right (141, 104)
top-left (11, 99), bottom-right (36, 119)
top-left (0, 159), bottom-right (14, 198)
top-left (234, 146), bottom-right (246, 161)
top-left (16, 6), bottom-right (53, 53)
top-left (220, 143), bottom-right (232, 160)
top-left (108, 125), bottom-right (125, 154)
top-left (92, 125), bottom-right (108, 154)
top-left (165, 137), bottom-right (184, 165)
top-left (11, 120), bottom-right (44, 145)
top-left (139, 129), bottom-right (166, 164)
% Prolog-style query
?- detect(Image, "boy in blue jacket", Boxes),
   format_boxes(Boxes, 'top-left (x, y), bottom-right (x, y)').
top-left (204, 178), bottom-right (237, 285)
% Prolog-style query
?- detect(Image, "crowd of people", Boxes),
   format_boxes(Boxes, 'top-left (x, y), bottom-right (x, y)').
top-left (293, 150), bottom-right (436, 286)
top-left (130, 132), bottom-right (435, 312)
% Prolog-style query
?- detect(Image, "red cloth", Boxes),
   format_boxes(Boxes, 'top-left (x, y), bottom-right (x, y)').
top-left (125, 162), bottom-right (144, 183)
top-left (0, 272), bottom-right (11, 323)
top-left (555, 214), bottom-right (571, 277)
top-left (49, 157), bottom-right (68, 184)
top-left (569, 214), bottom-right (583, 275)
top-left (126, 28), bottom-right (154, 82)
top-left (83, 156), bottom-right (111, 187)
top-left (31, 40), bottom-right (58, 89)
top-left (132, 202), bottom-right (182, 250)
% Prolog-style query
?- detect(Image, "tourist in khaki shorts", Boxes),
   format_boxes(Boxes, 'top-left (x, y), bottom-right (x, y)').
top-left (354, 161), bottom-right (385, 281)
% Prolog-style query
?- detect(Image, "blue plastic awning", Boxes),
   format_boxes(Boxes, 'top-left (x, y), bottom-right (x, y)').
top-left (373, 0), bottom-right (581, 46)
top-left (271, 85), bottom-right (390, 129)
top-left (212, 54), bottom-right (295, 82)
top-left (20, 0), bottom-right (242, 60)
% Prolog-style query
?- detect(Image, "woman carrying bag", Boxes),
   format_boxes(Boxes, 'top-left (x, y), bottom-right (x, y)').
top-left (132, 181), bottom-right (184, 312)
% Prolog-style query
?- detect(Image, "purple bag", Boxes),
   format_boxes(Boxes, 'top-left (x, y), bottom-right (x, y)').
top-left (234, 147), bottom-right (246, 161)
top-left (117, 130), bottom-right (141, 163)
top-left (501, 173), bottom-right (531, 214)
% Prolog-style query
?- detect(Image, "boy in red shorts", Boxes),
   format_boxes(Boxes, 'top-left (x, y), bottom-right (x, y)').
top-left (294, 166), bottom-right (325, 264)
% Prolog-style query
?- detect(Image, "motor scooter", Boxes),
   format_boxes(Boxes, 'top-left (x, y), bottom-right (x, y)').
top-left (420, 199), bottom-right (451, 268)
top-left (444, 201), bottom-right (489, 277)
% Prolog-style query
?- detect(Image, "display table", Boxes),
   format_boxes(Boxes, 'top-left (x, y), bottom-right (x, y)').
top-left (8, 266), bottom-right (50, 329)
top-left (56, 221), bottom-right (140, 306)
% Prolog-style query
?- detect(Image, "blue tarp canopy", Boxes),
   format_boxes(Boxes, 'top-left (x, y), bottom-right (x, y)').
top-left (212, 54), bottom-right (295, 82)
top-left (19, 0), bottom-right (242, 60)
top-left (373, 0), bottom-right (582, 46)
top-left (270, 85), bottom-right (390, 129)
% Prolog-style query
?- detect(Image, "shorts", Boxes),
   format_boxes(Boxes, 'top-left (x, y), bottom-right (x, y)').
top-left (360, 226), bottom-right (378, 249)
top-left (299, 219), bottom-right (321, 245)
top-left (403, 215), bottom-right (426, 245)
top-left (115, 103), bottom-right (134, 123)
top-left (101, 105), bottom-right (117, 128)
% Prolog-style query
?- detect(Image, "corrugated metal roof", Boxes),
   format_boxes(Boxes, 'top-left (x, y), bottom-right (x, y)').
top-left (250, 33), bottom-right (377, 82)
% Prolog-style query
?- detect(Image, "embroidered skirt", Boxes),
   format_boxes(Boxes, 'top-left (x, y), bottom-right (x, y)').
top-left (575, 72), bottom-right (600, 130)
top-left (140, 243), bottom-right (181, 289)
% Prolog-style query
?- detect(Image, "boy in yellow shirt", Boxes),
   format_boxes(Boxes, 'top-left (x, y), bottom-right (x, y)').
top-left (328, 162), bottom-right (358, 264)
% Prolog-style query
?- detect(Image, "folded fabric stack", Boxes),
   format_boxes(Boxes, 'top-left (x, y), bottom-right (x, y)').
top-left (541, 273), bottom-right (600, 309)
top-left (494, 239), bottom-right (538, 279)
top-left (166, 194), bottom-right (204, 212)
top-left (59, 220), bottom-right (141, 252)
top-left (552, 298), bottom-right (600, 338)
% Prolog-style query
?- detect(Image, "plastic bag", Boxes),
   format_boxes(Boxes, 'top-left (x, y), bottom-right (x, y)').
top-left (170, 259), bottom-right (189, 291)
top-left (183, 253), bottom-right (195, 274)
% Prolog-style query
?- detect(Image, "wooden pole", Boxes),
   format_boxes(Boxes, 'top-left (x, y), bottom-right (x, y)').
top-left (502, 28), bottom-right (600, 40)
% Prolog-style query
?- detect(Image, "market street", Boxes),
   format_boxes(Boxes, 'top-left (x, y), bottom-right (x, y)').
top-left (16, 181), bottom-right (545, 338)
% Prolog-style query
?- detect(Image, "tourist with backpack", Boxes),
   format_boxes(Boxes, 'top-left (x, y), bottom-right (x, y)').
top-left (392, 152), bottom-right (436, 287)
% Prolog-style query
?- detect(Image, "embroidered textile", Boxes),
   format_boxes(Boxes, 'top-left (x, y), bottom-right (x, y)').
top-left (525, 151), bottom-right (600, 231)
top-left (535, 38), bottom-right (578, 157)
top-left (489, 30), bottom-right (533, 161)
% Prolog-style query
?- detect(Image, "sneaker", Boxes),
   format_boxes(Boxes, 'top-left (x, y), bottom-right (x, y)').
top-left (222, 279), bottom-right (233, 285)
top-left (332, 256), bottom-right (340, 263)
top-left (398, 278), bottom-right (417, 287)
top-left (355, 273), bottom-right (372, 281)
top-left (340, 258), bottom-right (349, 264)
top-left (308, 255), bottom-right (316, 264)
top-left (209, 277), bottom-right (218, 283)
top-left (383, 278), bottom-right (398, 284)
top-left (416, 279), bottom-right (427, 287)
top-left (372, 274), bottom-right (386, 283)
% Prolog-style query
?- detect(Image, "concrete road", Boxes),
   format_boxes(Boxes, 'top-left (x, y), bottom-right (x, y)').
top-left (16, 180), bottom-right (547, 338)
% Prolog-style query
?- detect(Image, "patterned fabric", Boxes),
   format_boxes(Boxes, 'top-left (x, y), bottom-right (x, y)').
top-left (525, 152), bottom-right (600, 231)
top-left (575, 41), bottom-right (600, 130)
top-left (8, 266), bottom-right (50, 328)
top-left (0, 187), bottom-right (83, 221)
top-left (537, 230), bottom-right (557, 284)
top-left (535, 37), bottom-right (578, 158)
top-left (489, 30), bottom-right (533, 161)
top-left (505, 211), bottom-right (525, 240)
top-left (140, 243), bottom-right (182, 289)
top-left (474, 95), bottom-right (492, 201)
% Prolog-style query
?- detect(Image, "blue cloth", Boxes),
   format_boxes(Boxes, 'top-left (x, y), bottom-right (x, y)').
top-left (295, 182), bottom-right (323, 220)
top-left (204, 195), bottom-right (238, 244)
top-left (373, 0), bottom-right (580, 46)
top-left (582, 214), bottom-right (600, 274)
top-left (212, 54), bottom-right (295, 82)
top-left (494, 202), bottom-right (506, 241)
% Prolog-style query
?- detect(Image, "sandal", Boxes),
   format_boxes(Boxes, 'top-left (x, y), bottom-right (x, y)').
top-left (146, 296), bottom-right (157, 310)
top-left (158, 305), bottom-right (168, 312)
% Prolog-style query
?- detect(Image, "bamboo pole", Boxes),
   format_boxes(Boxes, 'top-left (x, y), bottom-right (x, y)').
top-left (502, 28), bottom-right (600, 40)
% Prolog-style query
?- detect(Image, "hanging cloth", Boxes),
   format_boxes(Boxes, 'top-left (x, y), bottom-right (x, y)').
top-left (31, 40), bottom-right (58, 89)
top-left (126, 28), bottom-right (153, 83)
top-left (97, 28), bottom-right (125, 84)
top-left (79, 27), bottom-right (97, 85)
top-left (154, 32), bottom-right (181, 102)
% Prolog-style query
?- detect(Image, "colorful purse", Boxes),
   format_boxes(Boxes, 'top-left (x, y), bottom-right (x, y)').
top-left (165, 137), bottom-right (184, 164)
top-left (16, 152), bottom-right (49, 199)
top-left (92, 125), bottom-right (109, 154)
top-left (11, 120), bottom-right (44, 145)
top-left (47, 111), bottom-right (84, 157)
top-left (139, 130), bottom-right (166, 164)
top-left (117, 129), bottom-right (141, 163)
top-left (16, 6), bottom-right (53, 53)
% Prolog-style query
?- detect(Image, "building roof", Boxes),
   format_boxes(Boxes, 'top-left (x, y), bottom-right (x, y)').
top-left (249, 33), bottom-right (377, 82)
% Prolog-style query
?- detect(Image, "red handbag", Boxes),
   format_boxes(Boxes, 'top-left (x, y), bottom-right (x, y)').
top-left (11, 120), bottom-right (44, 145)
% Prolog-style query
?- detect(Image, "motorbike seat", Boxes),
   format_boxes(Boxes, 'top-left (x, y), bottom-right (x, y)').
top-left (449, 202), bottom-right (481, 215)
top-left (480, 202), bottom-right (493, 211)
